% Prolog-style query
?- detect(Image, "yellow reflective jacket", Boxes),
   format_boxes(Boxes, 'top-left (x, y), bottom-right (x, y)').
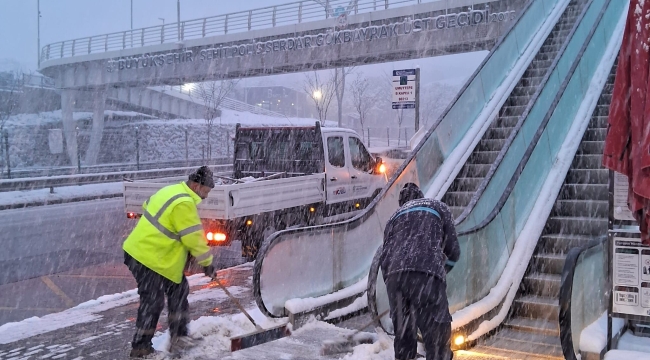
top-left (123, 181), bottom-right (213, 283)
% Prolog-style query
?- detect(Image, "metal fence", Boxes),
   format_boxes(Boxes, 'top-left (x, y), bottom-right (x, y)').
top-left (41, 0), bottom-right (432, 62)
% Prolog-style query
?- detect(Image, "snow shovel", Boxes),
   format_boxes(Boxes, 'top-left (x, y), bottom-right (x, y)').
top-left (211, 276), bottom-right (291, 352)
top-left (320, 309), bottom-right (389, 356)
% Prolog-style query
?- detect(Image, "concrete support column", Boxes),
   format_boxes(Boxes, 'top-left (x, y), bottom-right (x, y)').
top-left (85, 90), bottom-right (107, 165)
top-left (60, 89), bottom-right (79, 167)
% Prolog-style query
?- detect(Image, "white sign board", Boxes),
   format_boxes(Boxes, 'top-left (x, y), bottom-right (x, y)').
top-left (48, 129), bottom-right (63, 154)
top-left (392, 69), bottom-right (417, 109)
top-left (613, 171), bottom-right (636, 221)
top-left (612, 235), bottom-right (650, 316)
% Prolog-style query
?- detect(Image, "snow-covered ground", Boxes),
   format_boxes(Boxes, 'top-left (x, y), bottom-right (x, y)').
top-left (0, 182), bottom-right (122, 208)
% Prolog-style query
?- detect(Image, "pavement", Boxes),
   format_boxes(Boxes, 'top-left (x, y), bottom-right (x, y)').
top-left (0, 198), bottom-right (245, 327)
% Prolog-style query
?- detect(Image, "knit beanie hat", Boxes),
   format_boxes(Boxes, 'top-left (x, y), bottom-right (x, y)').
top-left (398, 182), bottom-right (423, 206)
top-left (188, 166), bottom-right (215, 188)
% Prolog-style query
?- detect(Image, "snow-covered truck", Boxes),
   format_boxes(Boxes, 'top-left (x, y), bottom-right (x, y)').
top-left (123, 122), bottom-right (387, 260)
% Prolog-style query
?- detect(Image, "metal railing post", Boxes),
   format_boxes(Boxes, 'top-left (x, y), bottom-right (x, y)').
top-left (355, 1), bottom-right (359, 14)
top-left (387, 128), bottom-right (390, 146)
top-left (367, 128), bottom-right (370, 147)
top-left (3, 130), bottom-right (10, 179)
top-left (60, 41), bottom-right (64, 58)
top-left (202, 18), bottom-right (207, 37)
top-left (105, 35), bottom-right (108, 51)
top-left (135, 126), bottom-right (140, 170)
top-left (161, 24), bottom-right (165, 43)
top-left (248, 10), bottom-right (252, 31)
top-left (325, 0), bottom-right (330, 18)
top-left (71, 39), bottom-right (76, 56)
top-left (272, 6), bottom-right (277, 27)
top-left (75, 127), bottom-right (81, 173)
top-left (141, 28), bottom-right (145, 46)
top-left (385, 0), bottom-right (389, 9)
top-left (373, 0), bottom-right (377, 11)
top-left (122, 32), bottom-right (127, 49)
top-left (87, 37), bottom-right (91, 54)
top-left (181, 22), bottom-right (185, 40)
top-left (225, 14), bottom-right (229, 34)
top-left (298, 2), bottom-right (303, 23)
top-left (46, 44), bottom-right (50, 61)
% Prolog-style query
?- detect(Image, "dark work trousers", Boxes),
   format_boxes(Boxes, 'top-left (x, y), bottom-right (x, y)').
top-left (124, 252), bottom-right (190, 350)
top-left (385, 271), bottom-right (453, 360)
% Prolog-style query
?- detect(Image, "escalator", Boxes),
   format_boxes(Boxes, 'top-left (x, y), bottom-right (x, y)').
top-left (443, 0), bottom-right (588, 220)
top-left (468, 60), bottom-right (616, 360)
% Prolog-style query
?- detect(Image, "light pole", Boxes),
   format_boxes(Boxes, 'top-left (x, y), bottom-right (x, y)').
top-left (37, 0), bottom-right (40, 68)
top-left (130, 0), bottom-right (133, 46)
top-left (177, 0), bottom-right (181, 40)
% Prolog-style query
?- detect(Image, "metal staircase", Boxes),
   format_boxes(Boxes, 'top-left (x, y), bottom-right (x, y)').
top-left (443, 0), bottom-right (586, 219)
top-left (468, 59), bottom-right (616, 360)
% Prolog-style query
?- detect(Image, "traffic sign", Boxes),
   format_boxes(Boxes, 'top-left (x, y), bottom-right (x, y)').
top-left (392, 69), bottom-right (417, 109)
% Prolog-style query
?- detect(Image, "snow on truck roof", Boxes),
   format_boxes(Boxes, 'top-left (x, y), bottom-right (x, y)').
top-left (237, 124), bottom-right (358, 135)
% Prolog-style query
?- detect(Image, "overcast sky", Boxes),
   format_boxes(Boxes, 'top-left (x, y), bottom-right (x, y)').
top-left (0, 0), bottom-right (486, 85)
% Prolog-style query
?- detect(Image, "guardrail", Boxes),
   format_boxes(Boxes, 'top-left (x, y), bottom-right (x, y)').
top-left (0, 164), bottom-right (233, 192)
top-left (41, 0), bottom-right (430, 62)
top-left (1, 158), bottom-right (231, 180)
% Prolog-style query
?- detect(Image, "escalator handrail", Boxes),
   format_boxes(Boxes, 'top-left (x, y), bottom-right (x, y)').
top-left (253, 0), bottom-right (544, 317)
top-left (559, 235), bottom-right (608, 360)
top-left (457, 0), bottom-right (613, 237)
top-left (454, 0), bottom-right (594, 226)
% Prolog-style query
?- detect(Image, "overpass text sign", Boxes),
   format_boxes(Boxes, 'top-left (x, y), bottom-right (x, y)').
top-left (107, 7), bottom-right (516, 73)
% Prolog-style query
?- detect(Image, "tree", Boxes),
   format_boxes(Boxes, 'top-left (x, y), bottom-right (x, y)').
top-left (420, 83), bottom-right (459, 127)
top-left (190, 79), bottom-right (239, 160)
top-left (303, 71), bottom-right (336, 123)
top-left (0, 71), bottom-right (20, 178)
top-left (349, 73), bottom-right (376, 140)
top-left (332, 66), bottom-right (355, 127)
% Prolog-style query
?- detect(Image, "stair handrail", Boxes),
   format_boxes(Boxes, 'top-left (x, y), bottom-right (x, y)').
top-left (453, 0), bottom-right (596, 226)
top-left (559, 235), bottom-right (608, 360)
top-left (456, 0), bottom-right (613, 237)
top-left (254, 0), bottom-right (562, 318)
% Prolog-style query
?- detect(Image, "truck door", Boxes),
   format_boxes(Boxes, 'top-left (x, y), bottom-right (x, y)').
top-left (347, 135), bottom-right (382, 199)
top-left (324, 135), bottom-right (353, 203)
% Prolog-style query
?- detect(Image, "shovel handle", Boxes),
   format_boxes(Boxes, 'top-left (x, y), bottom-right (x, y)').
top-left (212, 276), bottom-right (259, 328)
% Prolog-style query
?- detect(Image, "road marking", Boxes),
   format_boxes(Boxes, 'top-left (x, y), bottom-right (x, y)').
top-left (40, 276), bottom-right (75, 308)
top-left (0, 306), bottom-right (64, 311)
top-left (52, 274), bottom-right (132, 279)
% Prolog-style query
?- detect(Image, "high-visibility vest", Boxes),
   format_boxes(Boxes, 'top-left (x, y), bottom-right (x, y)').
top-left (123, 181), bottom-right (213, 283)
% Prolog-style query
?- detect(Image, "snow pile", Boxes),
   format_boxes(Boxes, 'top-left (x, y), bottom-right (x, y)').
top-left (605, 350), bottom-right (650, 360)
top-left (285, 276), bottom-right (368, 314)
top-left (0, 182), bottom-right (122, 208)
top-left (325, 293), bottom-right (368, 320)
top-left (616, 330), bottom-right (650, 353)
top-left (152, 307), bottom-right (288, 354)
top-left (579, 311), bottom-right (624, 353)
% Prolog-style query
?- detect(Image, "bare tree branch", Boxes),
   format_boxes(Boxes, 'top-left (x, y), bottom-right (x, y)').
top-left (303, 71), bottom-right (336, 123)
top-left (349, 73), bottom-right (377, 137)
top-left (189, 79), bottom-right (239, 160)
top-left (333, 66), bottom-right (355, 127)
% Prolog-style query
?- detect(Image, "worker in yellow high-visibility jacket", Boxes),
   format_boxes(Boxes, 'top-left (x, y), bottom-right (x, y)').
top-left (123, 166), bottom-right (215, 358)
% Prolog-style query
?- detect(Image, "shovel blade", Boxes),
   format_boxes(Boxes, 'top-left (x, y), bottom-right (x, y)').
top-left (230, 323), bottom-right (291, 352)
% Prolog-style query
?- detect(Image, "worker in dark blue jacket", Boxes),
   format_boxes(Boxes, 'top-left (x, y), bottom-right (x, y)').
top-left (380, 183), bottom-right (460, 360)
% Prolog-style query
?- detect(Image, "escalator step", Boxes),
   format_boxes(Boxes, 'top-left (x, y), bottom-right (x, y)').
top-left (570, 154), bottom-right (604, 169)
top-left (468, 151), bottom-right (500, 164)
top-left (512, 86), bottom-right (538, 97)
top-left (505, 317), bottom-right (559, 337)
top-left (530, 255), bottom-right (566, 276)
top-left (545, 216), bottom-right (608, 236)
top-left (522, 273), bottom-right (562, 298)
top-left (559, 183), bottom-right (608, 200)
top-left (449, 177), bottom-right (482, 192)
top-left (583, 128), bottom-right (606, 141)
top-left (457, 164), bottom-right (491, 178)
top-left (442, 191), bottom-right (474, 207)
top-left (476, 139), bottom-right (507, 152)
top-left (564, 168), bottom-right (608, 184)
top-left (481, 333), bottom-right (563, 359)
top-left (594, 104), bottom-right (610, 116)
top-left (493, 116), bottom-right (520, 128)
top-left (552, 199), bottom-right (608, 218)
top-left (539, 234), bottom-right (596, 253)
top-left (500, 105), bottom-right (528, 117)
top-left (485, 127), bottom-right (514, 140)
top-left (513, 295), bottom-right (559, 324)
top-left (587, 116), bottom-right (608, 129)
top-left (505, 95), bottom-right (532, 107)
top-left (575, 140), bottom-right (604, 155)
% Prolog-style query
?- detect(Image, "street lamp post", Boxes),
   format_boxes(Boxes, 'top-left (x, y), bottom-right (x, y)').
top-left (37, 0), bottom-right (40, 68)
top-left (130, 0), bottom-right (133, 46)
top-left (177, 0), bottom-right (181, 40)
top-left (159, 17), bottom-right (165, 24)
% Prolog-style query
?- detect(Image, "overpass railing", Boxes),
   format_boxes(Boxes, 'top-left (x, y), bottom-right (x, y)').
top-left (41, 0), bottom-right (436, 62)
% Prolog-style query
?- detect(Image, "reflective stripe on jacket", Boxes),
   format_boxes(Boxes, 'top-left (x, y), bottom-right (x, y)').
top-left (123, 181), bottom-right (213, 283)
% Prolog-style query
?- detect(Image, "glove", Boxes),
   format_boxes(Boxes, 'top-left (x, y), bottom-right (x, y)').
top-left (204, 264), bottom-right (215, 278)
